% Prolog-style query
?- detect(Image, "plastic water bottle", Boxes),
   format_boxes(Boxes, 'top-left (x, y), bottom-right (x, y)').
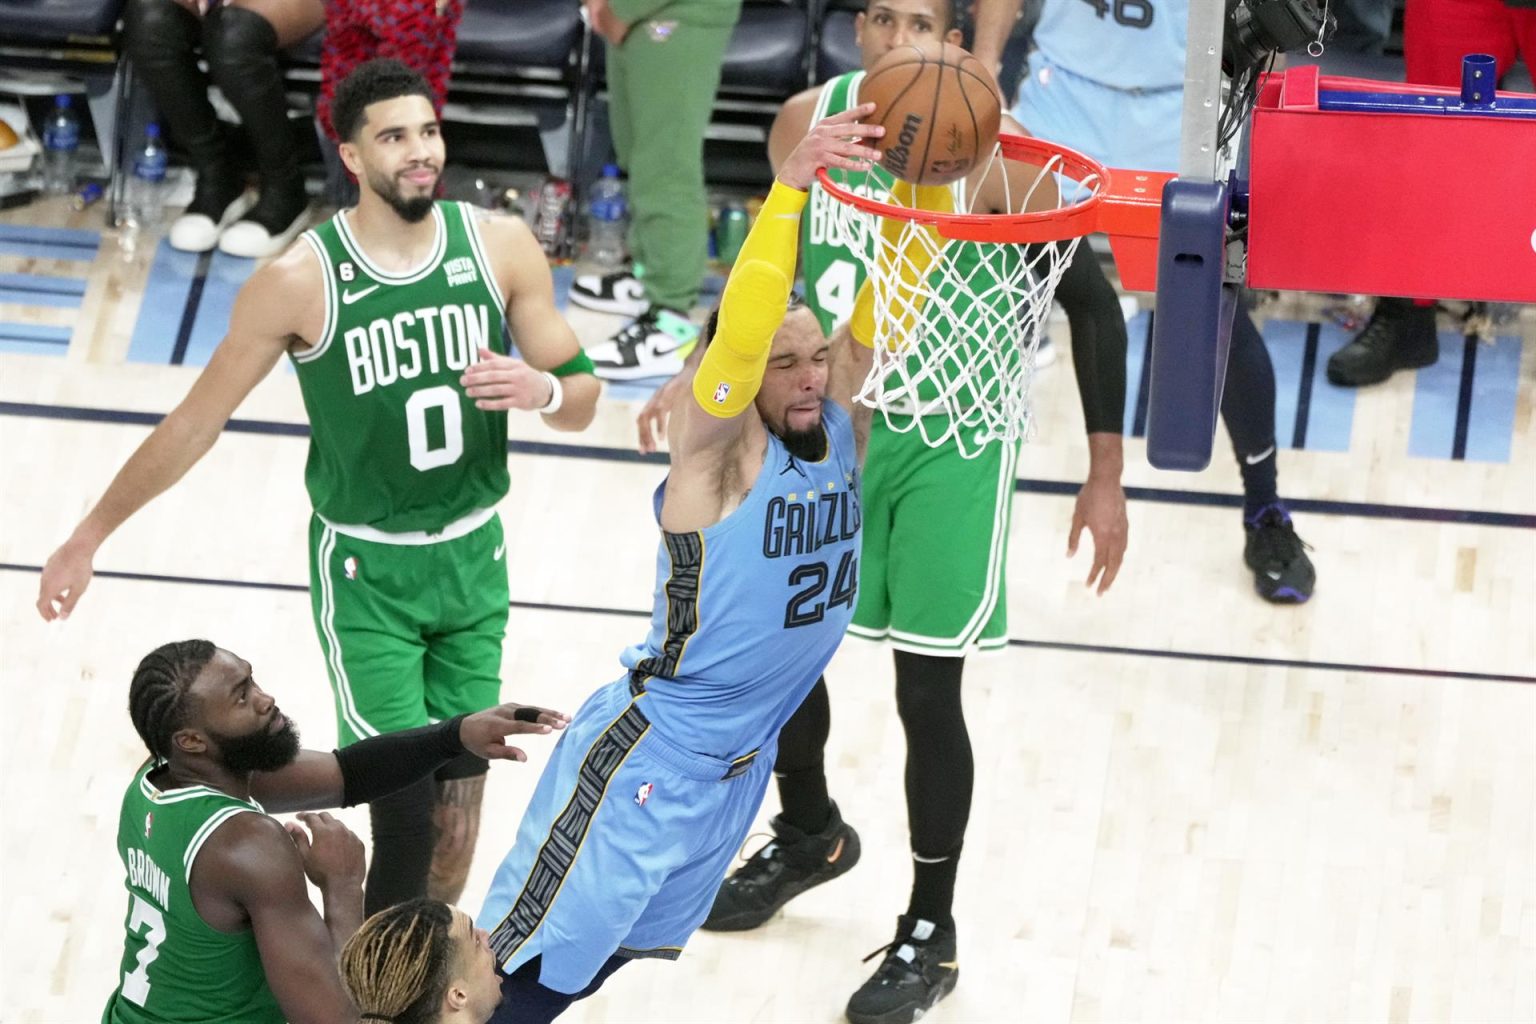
top-left (41, 95), bottom-right (80, 195)
top-left (585, 164), bottom-right (627, 268)
top-left (124, 123), bottom-right (169, 233)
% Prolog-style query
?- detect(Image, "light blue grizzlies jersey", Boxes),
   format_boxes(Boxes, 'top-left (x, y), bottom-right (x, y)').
top-left (621, 400), bottom-right (862, 761)
top-left (1033, 0), bottom-right (1187, 90)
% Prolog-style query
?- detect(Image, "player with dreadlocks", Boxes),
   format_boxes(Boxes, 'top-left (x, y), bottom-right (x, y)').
top-left (105, 640), bottom-right (565, 1024)
top-left (340, 898), bottom-right (502, 1024)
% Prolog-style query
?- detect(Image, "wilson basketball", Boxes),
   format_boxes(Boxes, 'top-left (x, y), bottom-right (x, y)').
top-left (859, 41), bottom-right (1002, 187)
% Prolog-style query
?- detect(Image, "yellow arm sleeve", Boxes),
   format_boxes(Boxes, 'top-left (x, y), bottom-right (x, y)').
top-left (692, 180), bottom-right (808, 418)
top-left (849, 181), bottom-right (954, 348)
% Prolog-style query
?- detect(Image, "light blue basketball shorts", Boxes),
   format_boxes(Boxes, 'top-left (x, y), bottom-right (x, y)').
top-left (1012, 52), bottom-right (1184, 174)
top-left (476, 679), bottom-right (774, 993)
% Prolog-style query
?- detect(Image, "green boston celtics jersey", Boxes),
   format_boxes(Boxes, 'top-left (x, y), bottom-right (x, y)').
top-left (294, 201), bottom-right (511, 533)
top-left (103, 763), bottom-right (281, 1024)
top-left (804, 72), bottom-right (1028, 410)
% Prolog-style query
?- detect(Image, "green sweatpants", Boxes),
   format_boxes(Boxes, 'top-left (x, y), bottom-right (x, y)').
top-left (607, 0), bottom-right (741, 312)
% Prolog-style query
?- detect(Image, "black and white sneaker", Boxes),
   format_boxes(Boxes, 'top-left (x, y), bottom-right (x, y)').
top-left (570, 268), bottom-right (649, 316)
top-left (702, 803), bottom-right (861, 932)
top-left (169, 168), bottom-right (253, 253)
top-left (1243, 503), bottom-right (1315, 603)
top-left (588, 306), bottom-right (699, 381)
top-left (218, 176), bottom-right (309, 260)
top-left (845, 916), bottom-right (959, 1024)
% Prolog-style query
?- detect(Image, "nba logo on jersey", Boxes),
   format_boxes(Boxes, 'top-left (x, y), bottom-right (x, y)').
top-left (713, 382), bottom-right (731, 404)
top-left (634, 782), bottom-right (654, 807)
top-left (143, 812), bottom-right (152, 838)
top-left (343, 556), bottom-right (359, 580)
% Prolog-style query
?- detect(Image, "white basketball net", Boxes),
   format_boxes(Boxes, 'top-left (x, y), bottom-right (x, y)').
top-left (821, 147), bottom-right (1099, 459)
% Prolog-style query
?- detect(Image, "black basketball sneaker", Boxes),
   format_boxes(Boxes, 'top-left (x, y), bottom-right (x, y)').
top-left (702, 802), bottom-right (861, 931)
top-left (1244, 503), bottom-right (1315, 603)
top-left (845, 915), bottom-right (959, 1024)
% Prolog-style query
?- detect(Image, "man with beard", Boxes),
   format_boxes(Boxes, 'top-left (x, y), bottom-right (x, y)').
top-left (474, 106), bottom-right (885, 1023)
top-left (38, 60), bottom-right (600, 915)
top-left (105, 639), bottom-right (568, 1024)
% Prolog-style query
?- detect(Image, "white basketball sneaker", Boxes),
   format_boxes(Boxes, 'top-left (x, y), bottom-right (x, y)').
top-left (588, 307), bottom-right (700, 381)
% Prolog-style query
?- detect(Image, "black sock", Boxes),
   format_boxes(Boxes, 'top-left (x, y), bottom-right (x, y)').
top-left (1239, 447), bottom-right (1280, 520)
top-left (908, 853), bottom-right (961, 933)
top-left (895, 651), bottom-right (970, 934)
top-left (773, 677), bottom-right (833, 834)
top-left (1220, 304), bottom-right (1282, 518)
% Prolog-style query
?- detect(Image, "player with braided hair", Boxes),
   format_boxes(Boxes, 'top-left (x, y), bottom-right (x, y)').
top-left (340, 898), bottom-right (502, 1024)
top-left (107, 640), bottom-right (565, 1024)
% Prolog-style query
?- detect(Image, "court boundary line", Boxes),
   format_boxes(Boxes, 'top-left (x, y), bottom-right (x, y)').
top-left (5, 563), bottom-right (1532, 686)
top-left (3, 399), bottom-right (1532, 530)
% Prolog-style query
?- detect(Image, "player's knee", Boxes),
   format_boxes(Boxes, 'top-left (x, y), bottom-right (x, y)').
top-left (894, 657), bottom-right (967, 730)
top-left (124, 0), bottom-right (199, 64)
top-left (202, 3), bottom-right (279, 83)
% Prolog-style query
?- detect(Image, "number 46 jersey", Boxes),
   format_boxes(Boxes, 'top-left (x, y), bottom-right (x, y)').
top-left (294, 202), bottom-right (511, 533)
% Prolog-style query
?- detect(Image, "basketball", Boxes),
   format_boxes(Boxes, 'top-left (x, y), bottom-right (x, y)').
top-left (858, 40), bottom-right (1002, 187)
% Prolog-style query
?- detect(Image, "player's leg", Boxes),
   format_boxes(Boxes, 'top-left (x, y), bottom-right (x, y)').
top-left (845, 649), bottom-right (966, 1024)
top-left (702, 676), bottom-right (860, 932)
top-left (123, 0), bottom-right (248, 252)
top-left (478, 685), bottom-right (707, 1012)
top-left (492, 955), bottom-right (629, 1024)
top-left (203, 0), bottom-right (322, 257)
top-left (845, 434), bottom-right (1013, 1022)
top-left (1222, 305), bottom-right (1316, 604)
top-left (586, 13), bottom-right (736, 379)
top-left (420, 516), bottom-right (510, 903)
top-left (308, 518), bottom-right (436, 913)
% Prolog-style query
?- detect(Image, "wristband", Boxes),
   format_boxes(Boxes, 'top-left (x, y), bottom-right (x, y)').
top-left (549, 349), bottom-right (596, 378)
top-left (539, 371), bottom-right (564, 414)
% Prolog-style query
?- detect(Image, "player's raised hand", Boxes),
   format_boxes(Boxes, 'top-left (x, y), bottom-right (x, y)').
top-left (37, 539), bottom-right (96, 621)
top-left (458, 702), bottom-right (571, 763)
top-left (285, 812), bottom-right (365, 891)
top-left (1068, 473), bottom-right (1128, 595)
top-left (778, 104), bottom-right (885, 192)
top-left (461, 347), bottom-right (557, 412)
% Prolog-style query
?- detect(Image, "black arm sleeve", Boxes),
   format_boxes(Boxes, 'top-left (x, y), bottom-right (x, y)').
top-left (334, 715), bottom-right (466, 807)
top-left (1051, 242), bottom-right (1128, 436)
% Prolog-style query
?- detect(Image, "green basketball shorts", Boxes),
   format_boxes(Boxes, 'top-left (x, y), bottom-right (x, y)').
top-left (307, 510), bottom-right (510, 746)
top-left (849, 417), bottom-right (1020, 656)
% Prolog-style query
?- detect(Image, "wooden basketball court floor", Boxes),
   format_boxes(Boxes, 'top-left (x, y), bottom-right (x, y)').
top-left (1, 197), bottom-right (1533, 1023)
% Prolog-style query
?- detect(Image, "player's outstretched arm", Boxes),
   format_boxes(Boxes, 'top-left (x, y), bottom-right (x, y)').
top-left (675, 105), bottom-right (885, 460)
top-left (198, 812), bottom-right (364, 1023)
top-left (36, 248), bottom-right (317, 621)
top-left (250, 704), bottom-right (569, 814)
top-left (461, 215), bottom-right (600, 431)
